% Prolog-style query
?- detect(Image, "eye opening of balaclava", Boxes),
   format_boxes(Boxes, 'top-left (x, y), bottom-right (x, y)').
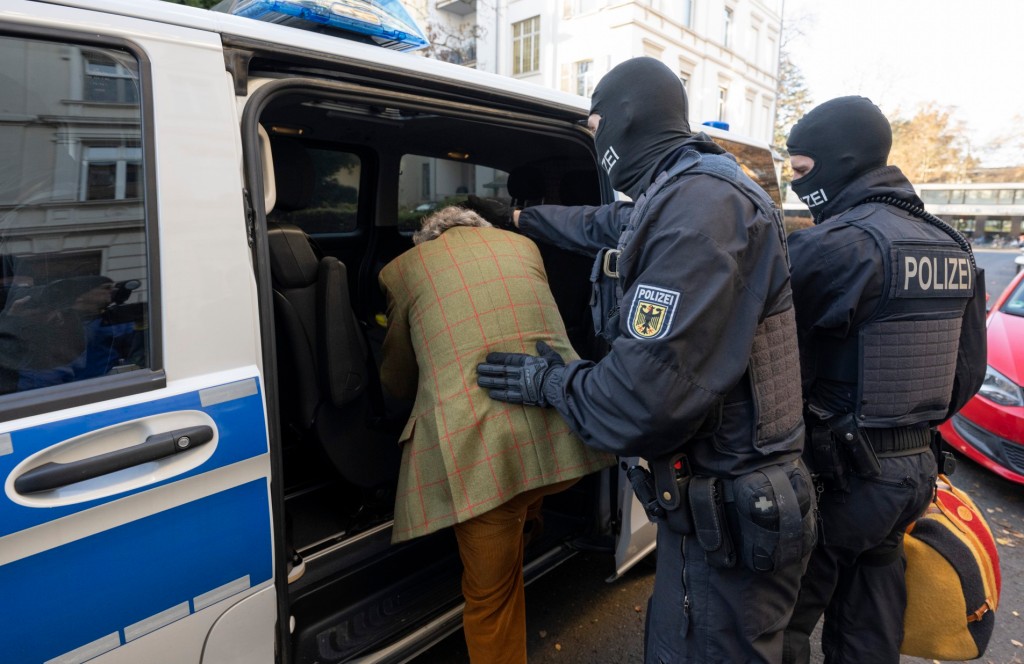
top-left (786, 95), bottom-right (892, 218)
top-left (590, 57), bottom-right (691, 200)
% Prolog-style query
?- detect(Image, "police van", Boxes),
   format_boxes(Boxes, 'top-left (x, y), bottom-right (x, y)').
top-left (0, 1), bottom-right (782, 662)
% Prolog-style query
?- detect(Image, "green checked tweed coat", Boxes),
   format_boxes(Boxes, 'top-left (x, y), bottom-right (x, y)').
top-left (379, 226), bottom-right (614, 543)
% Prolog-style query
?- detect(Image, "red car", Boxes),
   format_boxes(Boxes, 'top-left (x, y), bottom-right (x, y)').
top-left (940, 269), bottom-right (1024, 484)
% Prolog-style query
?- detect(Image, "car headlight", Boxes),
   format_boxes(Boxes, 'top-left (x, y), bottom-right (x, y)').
top-left (978, 365), bottom-right (1024, 407)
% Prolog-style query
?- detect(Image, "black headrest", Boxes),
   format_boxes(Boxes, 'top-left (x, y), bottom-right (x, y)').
top-left (271, 138), bottom-right (315, 212)
top-left (507, 165), bottom-right (545, 202)
top-left (267, 223), bottom-right (319, 288)
top-left (559, 170), bottom-right (601, 206)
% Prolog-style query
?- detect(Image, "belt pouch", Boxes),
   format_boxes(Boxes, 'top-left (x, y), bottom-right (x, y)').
top-left (730, 465), bottom-right (804, 573)
top-left (589, 248), bottom-right (621, 343)
top-left (688, 476), bottom-right (736, 569)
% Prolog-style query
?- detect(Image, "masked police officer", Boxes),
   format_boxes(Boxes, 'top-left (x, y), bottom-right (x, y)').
top-left (780, 96), bottom-right (980, 663)
top-left (474, 57), bottom-right (816, 663)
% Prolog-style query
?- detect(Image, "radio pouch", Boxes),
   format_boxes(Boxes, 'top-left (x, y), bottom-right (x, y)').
top-left (688, 476), bottom-right (736, 568)
top-left (731, 464), bottom-right (810, 573)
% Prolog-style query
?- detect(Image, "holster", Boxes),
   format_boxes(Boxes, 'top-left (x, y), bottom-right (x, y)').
top-left (688, 476), bottom-right (736, 568)
top-left (828, 412), bottom-right (881, 478)
top-left (809, 424), bottom-right (848, 493)
top-left (650, 453), bottom-right (693, 535)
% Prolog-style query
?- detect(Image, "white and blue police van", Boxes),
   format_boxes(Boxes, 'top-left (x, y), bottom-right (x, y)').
top-left (0, 1), bottom-right (782, 661)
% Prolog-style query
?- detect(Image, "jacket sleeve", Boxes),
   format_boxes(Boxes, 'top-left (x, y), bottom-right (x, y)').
top-left (518, 202), bottom-right (634, 256)
top-left (546, 185), bottom-right (772, 459)
top-left (378, 262), bottom-right (419, 401)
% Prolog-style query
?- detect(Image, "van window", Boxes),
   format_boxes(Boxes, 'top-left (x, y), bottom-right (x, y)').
top-left (712, 137), bottom-right (781, 205)
top-left (266, 146), bottom-right (361, 235)
top-left (0, 36), bottom-right (151, 396)
top-left (397, 154), bottom-right (508, 234)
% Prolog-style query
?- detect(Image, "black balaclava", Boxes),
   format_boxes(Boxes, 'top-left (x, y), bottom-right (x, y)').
top-left (787, 95), bottom-right (892, 219)
top-left (590, 57), bottom-right (691, 200)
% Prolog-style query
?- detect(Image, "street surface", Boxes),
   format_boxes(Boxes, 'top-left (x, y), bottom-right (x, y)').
top-left (415, 250), bottom-right (1023, 664)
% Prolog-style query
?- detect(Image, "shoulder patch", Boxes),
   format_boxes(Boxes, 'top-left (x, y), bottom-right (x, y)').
top-left (627, 284), bottom-right (680, 340)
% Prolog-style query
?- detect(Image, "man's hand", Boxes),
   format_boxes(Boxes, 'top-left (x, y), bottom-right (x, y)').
top-left (477, 341), bottom-right (564, 407)
top-left (463, 195), bottom-right (515, 230)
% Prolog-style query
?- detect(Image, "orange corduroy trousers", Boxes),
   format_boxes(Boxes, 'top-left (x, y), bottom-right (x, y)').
top-left (452, 478), bottom-right (578, 664)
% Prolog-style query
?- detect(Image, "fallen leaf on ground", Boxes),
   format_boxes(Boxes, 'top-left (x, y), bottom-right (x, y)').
top-left (555, 643), bottom-right (562, 651)
top-left (634, 605), bottom-right (642, 613)
top-left (1011, 639), bottom-right (1022, 647)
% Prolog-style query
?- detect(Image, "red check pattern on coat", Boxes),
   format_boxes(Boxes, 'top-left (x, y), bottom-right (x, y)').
top-left (379, 226), bottom-right (614, 543)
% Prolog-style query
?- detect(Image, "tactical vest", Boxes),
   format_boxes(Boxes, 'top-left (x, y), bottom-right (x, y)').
top-left (814, 205), bottom-right (973, 428)
top-left (591, 150), bottom-right (804, 478)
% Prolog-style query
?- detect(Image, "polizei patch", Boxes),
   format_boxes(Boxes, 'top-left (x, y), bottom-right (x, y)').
top-left (893, 248), bottom-right (974, 298)
top-left (628, 284), bottom-right (680, 339)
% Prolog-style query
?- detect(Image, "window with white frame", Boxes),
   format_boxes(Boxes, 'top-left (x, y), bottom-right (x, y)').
top-left (83, 52), bottom-right (139, 104)
top-left (512, 16), bottom-right (541, 75)
top-left (569, 0), bottom-right (599, 15)
top-left (575, 60), bottom-right (594, 97)
top-left (681, 0), bottom-right (694, 28)
top-left (81, 142), bottom-right (142, 201)
top-left (717, 87), bottom-right (728, 122)
top-left (723, 7), bottom-right (734, 48)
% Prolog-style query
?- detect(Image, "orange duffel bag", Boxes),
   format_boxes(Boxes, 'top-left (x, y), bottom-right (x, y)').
top-left (901, 475), bottom-right (1001, 660)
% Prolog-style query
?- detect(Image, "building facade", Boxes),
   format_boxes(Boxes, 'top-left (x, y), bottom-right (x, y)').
top-left (406, 0), bottom-right (783, 144)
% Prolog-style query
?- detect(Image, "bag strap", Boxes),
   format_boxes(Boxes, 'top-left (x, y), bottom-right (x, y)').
top-left (762, 464), bottom-right (803, 567)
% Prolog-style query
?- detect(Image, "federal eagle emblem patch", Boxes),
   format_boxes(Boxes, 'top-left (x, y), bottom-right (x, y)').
top-left (628, 284), bottom-right (680, 340)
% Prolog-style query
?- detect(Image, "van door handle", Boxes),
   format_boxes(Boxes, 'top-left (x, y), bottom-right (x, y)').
top-left (13, 425), bottom-right (214, 495)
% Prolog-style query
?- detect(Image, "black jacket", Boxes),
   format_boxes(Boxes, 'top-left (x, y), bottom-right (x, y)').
top-left (788, 165), bottom-right (970, 422)
top-left (520, 135), bottom-right (803, 476)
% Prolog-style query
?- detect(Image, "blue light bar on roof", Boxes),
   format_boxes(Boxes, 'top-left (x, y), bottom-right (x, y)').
top-left (225, 0), bottom-right (428, 52)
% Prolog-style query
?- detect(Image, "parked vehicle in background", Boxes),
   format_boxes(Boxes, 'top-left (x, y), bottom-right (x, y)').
top-left (940, 269), bottom-right (1024, 485)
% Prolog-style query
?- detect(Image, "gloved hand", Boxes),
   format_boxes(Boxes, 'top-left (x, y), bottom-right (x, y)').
top-left (463, 195), bottom-right (515, 230)
top-left (476, 341), bottom-right (565, 407)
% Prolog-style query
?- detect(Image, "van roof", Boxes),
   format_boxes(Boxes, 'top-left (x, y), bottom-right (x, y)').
top-left (31, 0), bottom-right (585, 109)
top-left (25, 0), bottom-right (771, 151)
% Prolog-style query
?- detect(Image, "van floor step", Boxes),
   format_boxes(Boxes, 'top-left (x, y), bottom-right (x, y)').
top-left (291, 535), bottom-right (462, 663)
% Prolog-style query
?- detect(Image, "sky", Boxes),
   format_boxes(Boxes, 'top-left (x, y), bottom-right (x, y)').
top-left (781, 0), bottom-right (1024, 167)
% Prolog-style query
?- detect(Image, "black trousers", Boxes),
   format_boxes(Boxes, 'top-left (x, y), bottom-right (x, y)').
top-left (782, 451), bottom-right (936, 664)
top-left (644, 464), bottom-right (814, 663)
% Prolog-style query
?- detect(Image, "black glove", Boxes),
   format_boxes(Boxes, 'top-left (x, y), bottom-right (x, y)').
top-left (463, 195), bottom-right (515, 230)
top-left (476, 340), bottom-right (565, 407)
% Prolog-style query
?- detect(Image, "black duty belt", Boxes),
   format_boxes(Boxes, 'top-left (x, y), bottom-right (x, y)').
top-left (862, 426), bottom-right (932, 455)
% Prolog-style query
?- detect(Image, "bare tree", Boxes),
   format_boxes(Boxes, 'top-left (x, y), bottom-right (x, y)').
top-left (774, 18), bottom-right (813, 192)
top-left (889, 103), bottom-right (976, 184)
